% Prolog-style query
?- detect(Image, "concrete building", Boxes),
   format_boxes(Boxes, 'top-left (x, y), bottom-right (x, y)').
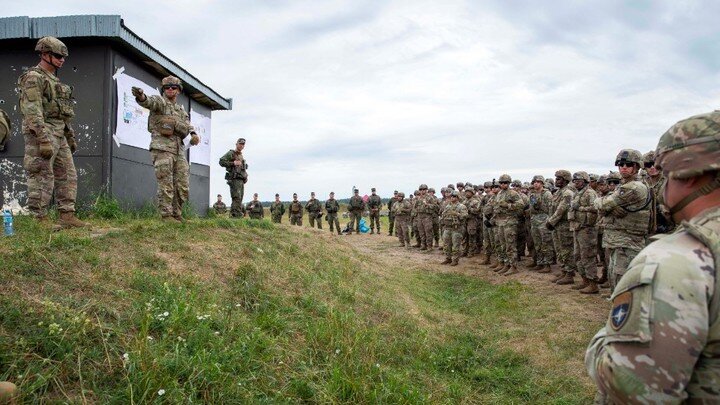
top-left (0, 15), bottom-right (231, 214)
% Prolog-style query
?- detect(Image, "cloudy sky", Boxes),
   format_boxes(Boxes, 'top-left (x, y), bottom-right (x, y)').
top-left (6, 0), bottom-right (720, 200)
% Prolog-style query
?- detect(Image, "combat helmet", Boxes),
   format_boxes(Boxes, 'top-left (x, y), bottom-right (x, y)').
top-left (397, 192), bottom-right (405, 198)
top-left (572, 171), bottom-right (590, 182)
top-left (597, 175), bottom-right (607, 184)
top-left (450, 190), bottom-right (459, 197)
top-left (655, 110), bottom-right (720, 213)
top-left (428, 187), bottom-right (435, 193)
top-left (642, 150), bottom-right (656, 167)
top-left (161, 76), bottom-right (183, 91)
top-left (614, 149), bottom-right (643, 167)
top-left (465, 186), bottom-right (475, 194)
top-left (447, 184), bottom-right (455, 190)
top-left (531, 175), bottom-right (545, 183)
top-left (35, 36), bottom-right (68, 57)
top-left (456, 182), bottom-right (464, 188)
top-left (607, 171), bottom-right (621, 182)
top-left (588, 173), bottom-right (599, 182)
top-left (419, 183), bottom-right (428, 190)
top-left (483, 181), bottom-right (492, 188)
top-left (511, 179), bottom-right (522, 187)
top-left (554, 170), bottom-right (572, 182)
top-left (498, 174), bottom-right (512, 183)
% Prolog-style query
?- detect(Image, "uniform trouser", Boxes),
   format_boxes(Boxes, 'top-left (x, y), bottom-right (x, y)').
top-left (477, 220), bottom-right (484, 251)
top-left (327, 213), bottom-right (340, 233)
top-left (464, 217), bottom-right (479, 254)
top-left (530, 217), bottom-right (554, 265)
top-left (369, 211), bottom-right (380, 231)
top-left (349, 210), bottom-right (362, 233)
top-left (608, 245), bottom-right (642, 291)
top-left (388, 213), bottom-right (395, 235)
top-left (417, 214), bottom-right (434, 247)
top-left (492, 227), bottom-right (502, 261)
top-left (227, 178), bottom-right (245, 218)
top-left (525, 220), bottom-right (535, 260)
top-left (551, 222), bottom-right (576, 271)
top-left (151, 149), bottom-right (189, 218)
top-left (516, 218), bottom-right (527, 257)
top-left (309, 213), bottom-right (323, 229)
top-left (272, 215), bottom-right (282, 224)
top-left (597, 230), bottom-right (606, 267)
top-left (443, 226), bottom-right (464, 260)
top-left (573, 227), bottom-right (598, 280)
top-left (395, 216), bottom-right (410, 245)
top-left (412, 217), bottom-right (420, 243)
top-left (497, 222), bottom-right (518, 265)
top-left (290, 214), bottom-right (303, 226)
top-left (482, 224), bottom-right (494, 256)
top-left (432, 216), bottom-right (440, 243)
top-left (249, 213), bottom-right (263, 220)
top-left (23, 133), bottom-right (77, 217)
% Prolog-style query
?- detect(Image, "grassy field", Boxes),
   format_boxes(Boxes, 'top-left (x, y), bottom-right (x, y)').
top-left (0, 211), bottom-right (601, 403)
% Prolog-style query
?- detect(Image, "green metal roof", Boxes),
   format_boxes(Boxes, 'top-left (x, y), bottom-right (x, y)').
top-left (0, 15), bottom-right (232, 111)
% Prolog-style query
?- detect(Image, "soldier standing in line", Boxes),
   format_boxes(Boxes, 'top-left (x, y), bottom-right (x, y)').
top-left (0, 108), bottom-right (10, 152)
top-left (213, 194), bottom-right (227, 215)
top-left (463, 187), bottom-right (482, 257)
top-left (416, 184), bottom-right (436, 251)
top-left (586, 110), bottom-right (720, 403)
top-left (393, 192), bottom-right (412, 248)
top-left (475, 183), bottom-right (485, 254)
top-left (133, 76), bottom-right (200, 222)
top-left (410, 190), bottom-right (421, 246)
top-left (494, 174), bottom-right (525, 275)
top-left (219, 138), bottom-right (248, 218)
top-left (367, 188), bottom-right (382, 234)
top-left (479, 182), bottom-right (495, 265)
top-left (305, 192), bottom-right (323, 229)
top-left (246, 193), bottom-right (264, 219)
top-left (643, 150), bottom-right (675, 236)
top-left (429, 188), bottom-right (441, 247)
top-left (387, 190), bottom-right (398, 236)
top-left (546, 170), bottom-right (577, 283)
top-left (18, 37), bottom-right (89, 227)
top-left (440, 190), bottom-right (469, 266)
top-left (288, 193), bottom-right (303, 226)
top-left (528, 176), bottom-right (554, 274)
top-left (594, 175), bottom-right (609, 285)
top-left (348, 189), bottom-right (365, 234)
top-left (512, 180), bottom-right (530, 262)
top-left (567, 171), bottom-right (600, 294)
top-left (437, 187), bottom-right (449, 250)
top-left (485, 181), bottom-right (501, 268)
top-left (594, 150), bottom-right (650, 292)
top-left (270, 193), bottom-right (285, 223)
top-left (325, 191), bottom-right (341, 235)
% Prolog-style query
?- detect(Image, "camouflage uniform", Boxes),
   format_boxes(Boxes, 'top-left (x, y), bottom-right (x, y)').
top-left (0, 108), bottom-right (10, 152)
top-left (513, 180), bottom-right (530, 259)
top-left (213, 201), bottom-right (227, 215)
top-left (136, 77), bottom-right (196, 219)
top-left (288, 197), bottom-right (303, 226)
top-left (305, 196), bottom-right (323, 229)
top-left (246, 199), bottom-right (264, 219)
top-left (415, 185), bottom-right (435, 250)
top-left (494, 175), bottom-right (525, 272)
top-left (586, 111), bottom-right (720, 403)
top-left (18, 52), bottom-right (79, 218)
top-left (325, 197), bottom-right (341, 234)
top-left (411, 191), bottom-right (421, 246)
top-left (481, 184), bottom-right (497, 263)
top-left (463, 190), bottom-right (482, 256)
top-left (441, 192), bottom-right (468, 265)
top-left (430, 189), bottom-right (441, 247)
top-left (367, 191), bottom-right (382, 233)
top-left (393, 194), bottom-right (412, 247)
top-left (568, 172), bottom-right (599, 291)
top-left (219, 147), bottom-right (248, 218)
top-left (348, 192), bottom-right (365, 234)
top-left (528, 177), bottom-right (554, 269)
top-left (595, 150), bottom-right (650, 291)
top-left (547, 171), bottom-right (577, 278)
top-left (387, 193), bottom-right (397, 236)
top-left (270, 200), bottom-right (285, 223)
top-left (643, 151), bottom-right (676, 236)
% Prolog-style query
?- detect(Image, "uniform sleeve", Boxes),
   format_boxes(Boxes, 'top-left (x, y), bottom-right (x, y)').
top-left (137, 95), bottom-right (165, 112)
top-left (18, 72), bottom-right (48, 140)
top-left (548, 190), bottom-right (572, 226)
top-left (585, 240), bottom-right (711, 403)
top-left (219, 151), bottom-right (234, 168)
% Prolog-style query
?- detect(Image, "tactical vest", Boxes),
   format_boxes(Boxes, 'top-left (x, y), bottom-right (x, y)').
top-left (290, 202), bottom-right (302, 214)
top-left (19, 67), bottom-right (75, 122)
top-left (325, 200), bottom-right (339, 213)
top-left (349, 196), bottom-right (363, 210)
top-left (568, 187), bottom-right (598, 230)
top-left (604, 182), bottom-right (651, 236)
top-left (681, 208), bottom-right (720, 401)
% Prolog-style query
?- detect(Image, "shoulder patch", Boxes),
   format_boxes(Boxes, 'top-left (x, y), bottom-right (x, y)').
top-left (610, 291), bottom-right (632, 330)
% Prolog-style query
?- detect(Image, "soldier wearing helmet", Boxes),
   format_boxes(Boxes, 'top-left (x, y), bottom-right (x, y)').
top-left (546, 169), bottom-right (577, 283)
top-left (387, 190), bottom-right (399, 236)
top-left (347, 188), bottom-right (365, 234)
top-left (528, 175), bottom-right (554, 273)
top-left (586, 110), bottom-right (720, 404)
top-left (594, 149), bottom-right (651, 292)
top-left (17, 36), bottom-right (88, 228)
top-left (392, 191), bottom-right (413, 248)
top-left (483, 180), bottom-right (501, 267)
top-left (427, 187), bottom-right (441, 247)
top-left (492, 174), bottom-right (525, 275)
top-left (643, 150), bottom-right (675, 235)
top-left (567, 171), bottom-right (599, 294)
top-left (462, 186), bottom-right (482, 257)
top-left (132, 76), bottom-right (199, 221)
top-left (414, 184), bottom-right (435, 250)
top-left (325, 192), bottom-right (341, 234)
top-left (440, 189), bottom-right (468, 266)
top-left (220, 138), bottom-right (248, 218)
top-left (511, 179), bottom-right (532, 265)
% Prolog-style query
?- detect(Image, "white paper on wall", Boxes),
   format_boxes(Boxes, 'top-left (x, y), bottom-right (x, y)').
top-left (189, 108), bottom-right (211, 165)
top-left (115, 72), bottom-right (157, 150)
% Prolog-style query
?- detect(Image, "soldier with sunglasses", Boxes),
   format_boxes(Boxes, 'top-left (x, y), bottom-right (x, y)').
top-left (132, 76), bottom-right (200, 221)
top-left (17, 37), bottom-right (88, 228)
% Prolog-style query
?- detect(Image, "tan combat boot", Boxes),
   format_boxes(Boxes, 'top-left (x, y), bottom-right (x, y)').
top-left (499, 264), bottom-right (513, 275)
top-left (489, 261), bottom-right (501, 270)
top-left (572, 277), bottom-right (589, 290)
top-left (494, 264), bottom-right (507, 273)
top-left (550, 272), bottom-right (564, 283)
top-left (479, 254), bottom-right (490, 265)
top-left (441, 258), bottom-right (452, 265)
top-left (580, 280), bottom-right (600, 294)
top-left (450, 258), bottom-right (459, 266)
top-left (58, 212), bottom-right (90, 229)
top-left (537, 265), bottom-right (552, 274)
top-left (504, 264), bottom-right (519, 276)
top-left (556, 272), bottom-right (575, 285)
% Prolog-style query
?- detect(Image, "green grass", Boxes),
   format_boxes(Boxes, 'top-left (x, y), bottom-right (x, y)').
top-left (0, 214), bottom-right (597, 403)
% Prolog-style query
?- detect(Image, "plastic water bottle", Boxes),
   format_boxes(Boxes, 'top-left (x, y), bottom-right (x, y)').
top-left (3, 209), bottom-right (13, 236)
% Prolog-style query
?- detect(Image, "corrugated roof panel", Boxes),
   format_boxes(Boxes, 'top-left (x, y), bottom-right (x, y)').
top-left (0, 15), bottom-right (231, 111)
